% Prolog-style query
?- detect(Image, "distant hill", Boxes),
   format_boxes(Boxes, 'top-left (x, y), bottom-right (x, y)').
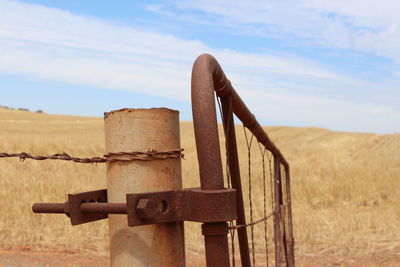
top-left (0, 105), bottom-right (44, 113)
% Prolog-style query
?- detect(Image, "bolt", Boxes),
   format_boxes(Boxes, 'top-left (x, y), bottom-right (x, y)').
top-left (136, 199), bottom-right (158, 219)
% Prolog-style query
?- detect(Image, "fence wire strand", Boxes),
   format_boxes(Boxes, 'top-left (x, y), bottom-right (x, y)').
top-left (228, 212), bottom-right (274, 230)
top-left (0, 150), bottom-right (184, 163)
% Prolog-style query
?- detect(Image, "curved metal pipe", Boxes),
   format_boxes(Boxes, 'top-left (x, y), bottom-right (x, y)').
top-left (191, 54), bottom-right (229, 190)
top-left (191, 54), bottom-right (288, 172)
top-left (192, 54), bottom-right (231, 267)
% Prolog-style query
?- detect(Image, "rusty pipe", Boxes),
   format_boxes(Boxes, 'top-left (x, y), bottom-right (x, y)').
top-left (191, 54), bottom-right (226, 190)
top-left (32, 202), bottom-right (67, 214)
top-left (192, 54), bottom-right (288, 168)
top-left (32, 202), bottom-right (127, 215)
top-left (284, 165), bottom-right (295, 267)
top-left (221, 95), bottom-right (251, 267)
top-left (192, 54), bottom-right (231, 267)
top-left (80, 203), bottom-right (126, 214)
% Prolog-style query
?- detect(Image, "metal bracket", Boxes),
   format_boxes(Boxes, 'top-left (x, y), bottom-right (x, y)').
top-left (127, 188), bottom-right (236, 226)
top-left (32, 188), bottom-right (237, 226)
top-left (67, 189), bottom-right (108, 225)
top-left (33, 189), bottom-right (109, 225)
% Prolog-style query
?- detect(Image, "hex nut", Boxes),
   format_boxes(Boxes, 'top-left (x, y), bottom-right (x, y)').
top-left (136, 199), bottom-right (158, 219)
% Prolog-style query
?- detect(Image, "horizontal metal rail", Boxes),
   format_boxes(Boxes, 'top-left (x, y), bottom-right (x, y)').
top-left (32, 202), bottom-right (127, 214)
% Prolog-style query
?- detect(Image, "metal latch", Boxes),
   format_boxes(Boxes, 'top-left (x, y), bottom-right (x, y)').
top-left (32, 188), bottom-right (237, 226)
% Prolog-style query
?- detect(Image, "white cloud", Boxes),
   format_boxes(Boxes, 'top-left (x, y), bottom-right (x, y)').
top-left (0, 0), bottom-right (398, 133)
top-left (0, 0), bottom-right (354, 99)
top-left (241, 89), bottom-right (400, 134)
top-left (174, 0), bottom-right (400, 62)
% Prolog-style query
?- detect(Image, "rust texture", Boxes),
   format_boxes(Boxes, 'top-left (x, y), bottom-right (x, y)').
top-left (192, 54), bottom-right (232, 267)
top-left (273, 156), bottom-right (282, 266)
top-left (285, 165), bottom-right (295, 266)
top-left (104, 107), bottom-right (185, 267)
top-left (127, 188), bottom-right (236, 226)
top-left (32, 188), bottom-right (237, 227)
top-left (221, 95), bottom-right (251, 267)
top-left (33, 189), bottom-right (109, 225)
top-left (191, 53), bottom-right (294, 267)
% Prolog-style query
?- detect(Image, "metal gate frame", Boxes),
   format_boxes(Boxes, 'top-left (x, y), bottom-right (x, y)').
top-left (192, 54), bottom-right (295, 267)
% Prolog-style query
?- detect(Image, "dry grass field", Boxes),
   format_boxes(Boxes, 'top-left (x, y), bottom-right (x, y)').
top-left (0, 107), bottom-right (399, 264)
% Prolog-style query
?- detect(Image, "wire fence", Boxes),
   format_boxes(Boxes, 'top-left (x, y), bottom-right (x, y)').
top-left (217, 94), bottom-right (294, 267)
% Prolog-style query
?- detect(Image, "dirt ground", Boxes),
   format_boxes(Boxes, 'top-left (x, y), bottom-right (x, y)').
top-left (0, 249), bottom-right (399, 267)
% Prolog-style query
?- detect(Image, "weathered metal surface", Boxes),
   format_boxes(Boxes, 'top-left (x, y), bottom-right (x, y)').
top-left (273, 156), bottom-right (282, 267)
top-left (220, 95), bottom-right (251, 267)
top-left (127, 188), bottom-right (236, 226)
top-left (285, 165), bottom-right (295, 267)
top-left (67, 189), bottom-right (108, 225)
top-left (104, 108), bottom-right (185, 267)
top-left (191, 53), bottom-right (294, 266)
top-left (191, 56), bottom-right (226, 191)
top-left (80, 203), bottom-right (126, 214)
top-left (192, 54), bottom-right (232, 267)
top-left (32, 203), bottom-right (67, 214)
top-left (136, 199), bottom-right (159, 219)
top-left (33, 189), bottom-right (109, 225)
top-left (202, 222), bottom-right (230, 267)
top-left (32, 187), bottom-right (237, 227)
top-left (192, 54), bottom-right (288, 168)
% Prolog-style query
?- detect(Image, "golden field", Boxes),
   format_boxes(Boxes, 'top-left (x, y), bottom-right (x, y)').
top-left (0, 107), bottom-right (399, 259)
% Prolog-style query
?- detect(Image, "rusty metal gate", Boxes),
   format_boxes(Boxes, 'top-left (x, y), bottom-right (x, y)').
top-left (25, 53), bottom-right (294, 266)
top-left (192, 54), bottom-right (294, 267)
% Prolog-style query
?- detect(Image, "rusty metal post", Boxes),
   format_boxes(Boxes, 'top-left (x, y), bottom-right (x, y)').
top-left (221, 95), bottom-right (251, 267)
top-left (104, 108), bottom-right (185, 267)
top-left (284, 165), bottom-right (295, 267)
top-left (191, 53), bottom-right (295, 266)
top-left (273, 155), bottom-right (282, 267)
top-left (192, 56), bottom-right (230, 267)
top-left (278, 161), bottom-right (289, 265)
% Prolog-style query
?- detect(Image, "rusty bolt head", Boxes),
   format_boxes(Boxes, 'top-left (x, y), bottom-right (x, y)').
top-left (136, 199), bottom-right (158, 219)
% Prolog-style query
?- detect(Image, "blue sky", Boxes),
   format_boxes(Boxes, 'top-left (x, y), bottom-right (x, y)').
top-left (0, 0), bottom-right (399, 133)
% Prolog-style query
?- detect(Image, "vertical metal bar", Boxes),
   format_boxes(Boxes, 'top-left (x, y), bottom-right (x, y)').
top-left (278, 163), bottom-right (289, 265)
top-left (202, 222), bottom-right (230, 267)
top-left (273, 155), bottom-right (281, 267)
top-left (285, 165), bottom-right (295, 266)
top-left (221, 95), bottom-right (251, 267)
top-left (192, 55), bottom-right (230, 267)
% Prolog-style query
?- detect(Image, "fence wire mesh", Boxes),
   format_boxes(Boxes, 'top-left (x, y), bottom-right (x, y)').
top-left (217, 95), bottom-right (294, 267)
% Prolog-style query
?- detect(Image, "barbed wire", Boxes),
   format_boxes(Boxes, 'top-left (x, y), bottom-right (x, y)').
top-left (0, 149), bottom-right (184, 164)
